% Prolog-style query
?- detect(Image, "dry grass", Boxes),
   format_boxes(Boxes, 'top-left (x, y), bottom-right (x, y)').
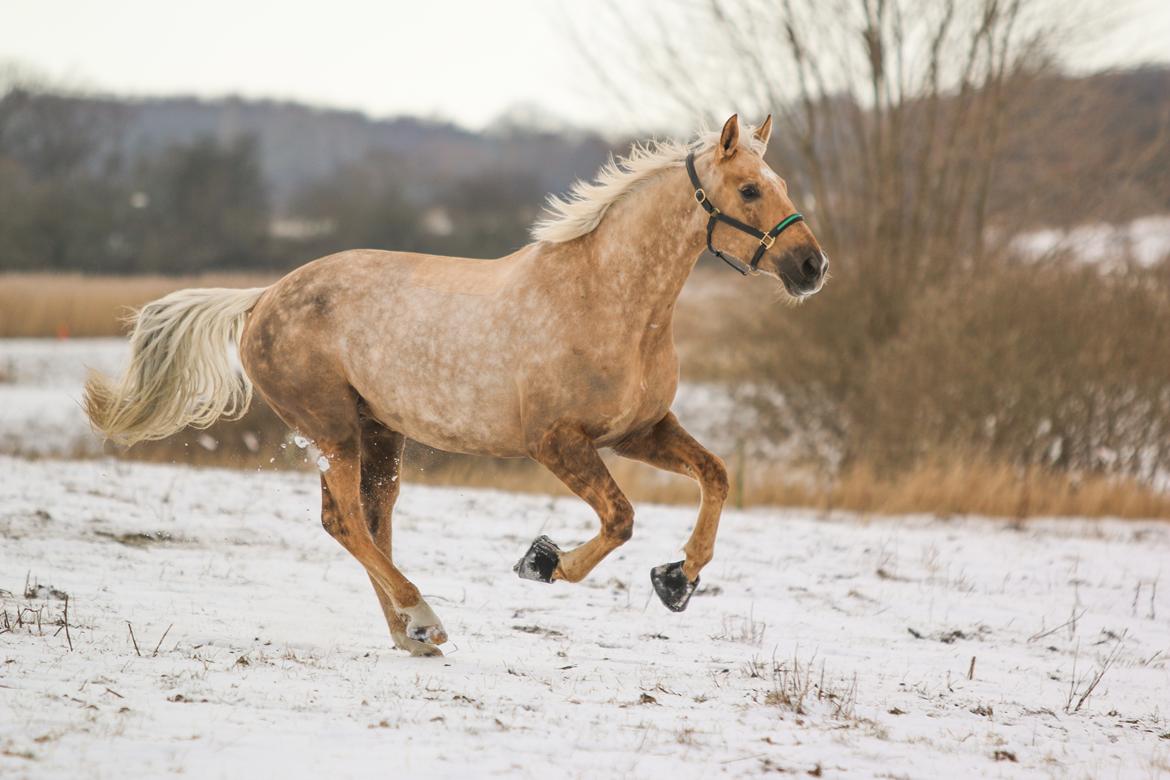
top-left (801, 458), bottom-right (1170, 520)
top-left (99, 415), bottom-right (1170, 519)
top-left (0, 267), bottom-right (741, 347)
top-left (756, 653), bottom-right (859, 722)
top-left (406, 451), bottom-right (1170, 520)
top-left (0, 273), bottom-right (277, 338)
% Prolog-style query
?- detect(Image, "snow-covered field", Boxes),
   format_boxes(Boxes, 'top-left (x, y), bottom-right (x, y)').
top-left (0, 339), bottom-right (127, 457)
top-left (2, 456), bottom-right (1168, 778)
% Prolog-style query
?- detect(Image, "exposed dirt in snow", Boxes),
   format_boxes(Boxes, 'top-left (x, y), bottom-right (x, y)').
top-left (1, 456), bottom-right (1168, 778)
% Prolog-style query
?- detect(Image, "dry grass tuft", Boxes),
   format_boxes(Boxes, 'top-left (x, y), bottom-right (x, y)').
top-left (0, 592), bottom-right (78, 650)
top-left (759, 653), bottom-right (858, 722)
top-left (713, 612), bottom-right (767, 645)
top-left (1064, 635), bottom-right (1126, 714)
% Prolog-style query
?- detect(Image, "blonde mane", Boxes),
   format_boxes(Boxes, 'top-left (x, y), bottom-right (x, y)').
top-left (531, 128), bottom-right (766, 244)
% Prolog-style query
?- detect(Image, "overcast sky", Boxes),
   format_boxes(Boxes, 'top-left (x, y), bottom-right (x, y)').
top-left (3, 0), bottom-right (1168, 131)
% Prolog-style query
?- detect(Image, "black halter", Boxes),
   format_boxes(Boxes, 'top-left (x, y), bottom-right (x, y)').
top-left (685, 152), bottom-right (805, 275)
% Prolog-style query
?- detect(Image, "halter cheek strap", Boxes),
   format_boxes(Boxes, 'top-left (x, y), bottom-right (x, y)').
top-left (685, 152), bottom-right (804, 275)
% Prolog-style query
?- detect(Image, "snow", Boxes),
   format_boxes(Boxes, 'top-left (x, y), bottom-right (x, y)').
top-left (2, 456), bottom-right (1168, 778)
top-left (1012, 215), bottom-right (1170, 268)
top-left (0, 339), bottom-right (126, 457)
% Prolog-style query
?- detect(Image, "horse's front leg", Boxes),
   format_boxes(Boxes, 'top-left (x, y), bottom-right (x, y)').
top-left (515, 422), bottom-right (634, 584)
top-left (615, 412), bottom-right (729, 612)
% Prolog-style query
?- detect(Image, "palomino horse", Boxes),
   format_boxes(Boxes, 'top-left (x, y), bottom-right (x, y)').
top-left (85, 115), bottom-right (828, 656)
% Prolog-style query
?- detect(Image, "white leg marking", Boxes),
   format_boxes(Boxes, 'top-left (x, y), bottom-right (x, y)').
top-left (399, 600), bottom-right (447, 645)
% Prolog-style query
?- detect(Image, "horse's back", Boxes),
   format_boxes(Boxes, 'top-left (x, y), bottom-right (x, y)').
top-left (247, 247), bottom-right (529, 333)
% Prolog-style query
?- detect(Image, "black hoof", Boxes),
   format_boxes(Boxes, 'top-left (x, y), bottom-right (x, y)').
top-left (650, 561), bottom-right (699, 612)
top-left (514, 535), bottom-right (561, 583)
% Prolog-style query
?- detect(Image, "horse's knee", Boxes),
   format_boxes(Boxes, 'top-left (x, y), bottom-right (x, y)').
top-left (604, 496), bottom-right (635, 543)
top-left (698, 454), bottom-right (730, 502)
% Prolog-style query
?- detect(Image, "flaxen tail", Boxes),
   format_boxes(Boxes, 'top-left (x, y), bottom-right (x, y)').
top-left (84, 287), bottom-right (268, 446)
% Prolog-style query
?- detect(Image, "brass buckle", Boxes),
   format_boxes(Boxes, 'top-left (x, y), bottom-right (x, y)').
top-left (760, 234), bottom-right (776, 249)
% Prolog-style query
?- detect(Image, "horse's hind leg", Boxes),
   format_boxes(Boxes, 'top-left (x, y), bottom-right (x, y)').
top-left (358, 411), bottom-right (441, 657)
top-left (515, 422), bottom-right (634, 584)
top-left (258, 376), bottom-right (447, 650)
top-left (615, 413), bottom-right (729, 612)
top-left (316, 433), bottom-right (447, 649)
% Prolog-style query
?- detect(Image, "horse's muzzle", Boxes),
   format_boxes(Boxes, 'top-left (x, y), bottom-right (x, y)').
top-left (778, 249), bottom-right (828, 297)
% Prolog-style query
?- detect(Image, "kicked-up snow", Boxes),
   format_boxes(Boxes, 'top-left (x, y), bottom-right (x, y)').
top-left (1, 456), bottom-right (1168, 777)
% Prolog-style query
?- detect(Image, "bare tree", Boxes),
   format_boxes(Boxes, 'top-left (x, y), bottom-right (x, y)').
top-left (568, 0), bottom-right (1170, 483)
top-left (576, 0), bottom-right (1075, 287)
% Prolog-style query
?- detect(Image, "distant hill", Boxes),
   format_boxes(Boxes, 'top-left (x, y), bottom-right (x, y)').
top-left (82, 95), bottom-right (614, 211)
top-left (991, 66), bottom-right (1170, 227)
top-left (13, 66), bottom-right (1170, 223)
top-left (0, 89), bottom-right (617, 271)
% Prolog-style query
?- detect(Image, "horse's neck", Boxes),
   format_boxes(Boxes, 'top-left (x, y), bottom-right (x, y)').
top-left (584, 168), bottom-right (706, 321)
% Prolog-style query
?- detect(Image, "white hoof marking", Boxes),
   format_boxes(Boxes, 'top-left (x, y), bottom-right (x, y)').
top-left (400, 600), bottom-right (447, 645)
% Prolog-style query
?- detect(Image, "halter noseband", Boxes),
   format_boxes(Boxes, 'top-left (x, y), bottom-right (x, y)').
top-left (685, 152), bottom-right (805, 275)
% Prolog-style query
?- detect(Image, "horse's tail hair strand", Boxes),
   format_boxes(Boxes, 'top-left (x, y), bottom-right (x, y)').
top-left (84, 286), bottom-right (268, 446)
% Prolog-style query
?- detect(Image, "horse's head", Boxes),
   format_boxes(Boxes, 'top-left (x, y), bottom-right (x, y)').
top-left (693, 114), bottom-right (828, 300)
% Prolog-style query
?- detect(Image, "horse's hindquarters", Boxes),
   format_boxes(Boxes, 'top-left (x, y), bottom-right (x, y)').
top-left (241, 250), bottom-right (533, 456)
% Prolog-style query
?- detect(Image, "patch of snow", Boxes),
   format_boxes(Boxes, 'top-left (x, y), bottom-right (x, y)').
top-left (1012, 215), bottom-right (1170, 268)
top-left (0, 339), bottom-right (128, 456)
top-left (1, 456), bottom-right (1167, 777)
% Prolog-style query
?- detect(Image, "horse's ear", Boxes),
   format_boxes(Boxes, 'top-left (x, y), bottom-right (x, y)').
top-left (718, 114), bottom-right (739, 160)
top-left (753, 115), bottom-right (773, 150)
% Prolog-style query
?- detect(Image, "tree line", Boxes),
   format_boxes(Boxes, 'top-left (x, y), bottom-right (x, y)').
top-left (0, 86), bottom-right (564, 274)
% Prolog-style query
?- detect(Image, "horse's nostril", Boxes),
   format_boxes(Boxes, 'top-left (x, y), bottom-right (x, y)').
top-left (801, 254), bottom-right (820, 279)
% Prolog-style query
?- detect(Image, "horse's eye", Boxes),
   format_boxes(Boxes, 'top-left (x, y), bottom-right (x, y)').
top-left (739, 184), bottom-right (761, 201)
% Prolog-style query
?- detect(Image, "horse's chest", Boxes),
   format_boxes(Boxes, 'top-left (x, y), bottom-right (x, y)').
top-left (576, 345), bottom-right (678, 443)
